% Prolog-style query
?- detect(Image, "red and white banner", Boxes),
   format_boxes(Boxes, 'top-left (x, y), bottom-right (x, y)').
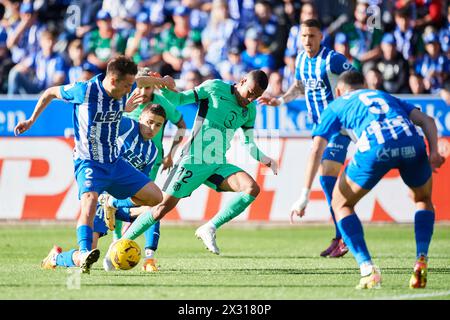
top-left (1, 137), bottom-right (449, 222)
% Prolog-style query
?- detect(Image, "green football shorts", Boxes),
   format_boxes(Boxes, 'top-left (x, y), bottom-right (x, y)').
top-left (162, 155), bottom-right (243, 198)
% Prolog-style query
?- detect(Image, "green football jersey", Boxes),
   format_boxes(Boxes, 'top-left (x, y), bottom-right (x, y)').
top-left (160, 79), bottom-right (257, 164)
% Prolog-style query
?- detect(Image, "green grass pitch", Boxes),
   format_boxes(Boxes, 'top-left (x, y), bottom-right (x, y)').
top-left (1, 223), bottom-right (449, 300)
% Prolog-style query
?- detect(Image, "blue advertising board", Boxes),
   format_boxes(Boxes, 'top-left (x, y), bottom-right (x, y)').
top-left (1, 95), bottom-right (449, 137)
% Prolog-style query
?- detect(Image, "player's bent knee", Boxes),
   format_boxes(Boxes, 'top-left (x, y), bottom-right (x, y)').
top-left (244, 183), bottom-right (260, 197)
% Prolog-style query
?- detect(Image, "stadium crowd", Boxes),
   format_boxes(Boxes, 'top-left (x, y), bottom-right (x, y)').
top-left (0, 0), bottom-right (448, 102)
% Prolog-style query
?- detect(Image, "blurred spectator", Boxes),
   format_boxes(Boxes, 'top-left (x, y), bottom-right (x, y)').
top-left (249, 0), bottom-right (286, 65)
top-left (217, 45), bottom-right (247, 83)
top-left (341, 0), bottom-right (383, 71)
top-left (63, 0), bottom-right (103, 40)
top-left (277, 0), bottom-right (301, 30)
top-left (365, 67), bottom-right (385, 91)
top-left (395, 0), bottom-right (443, 30)
top-left (141, 0), bottom-right (166, 26)
top-left (440, 78), bottom-right (450, 106)
top-left (266, 71), bottom-right (284, 96)
top-left (284, 2), bottom-right (317, 58)
top-left (414, 31), bottom-right (449, 94)
top-left (334, 32), bottom-right (356, 67)
top-left (86, 10), bottom-right (127, 71)
top-left (241, 27), bottom-right (275, 74)
top-left (202, 0), bottom-right (238, 65)
top-left (80, 61), bottom-right (100, 81)
top-left (181, 41), bottom-right (220, 80)
top-left (8, 29), bottom-right (66, 95)
top-left (159, 6), bottom-right (202, 76)
top-left (2, 0), bottom-right (21, 28)
top-left (125, 12), bottom-right (164, 70)
top-left (393, 6), bottom-right (424, 64)
top-left (409, 72), bottom-right (429, 94)
top-left (6, 1), bottom-right (44, 64)
top-left (438, 4), bottom-right (449, 58)
top-left (374, 33), bottom-right (410, 93)
top-left (281, 52), bottom-right (296, 93)
top-left (102, 0), bottom-right (142, 37)
top-left (66, 38), bottom-right (84, 83)
top-left (180, 68), bottom-right (203, 90)
top-left (182, 0), bottom-right (210, 30)
top-left (0, 23), bottom-right (14, 94)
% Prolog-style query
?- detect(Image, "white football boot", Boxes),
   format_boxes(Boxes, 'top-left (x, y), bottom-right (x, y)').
top-left (195, 224), bottom-right (220, 255)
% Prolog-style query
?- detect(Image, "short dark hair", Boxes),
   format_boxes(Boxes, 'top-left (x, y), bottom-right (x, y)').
top-left (301, 18), bottom-right (321, 30)
top-left (106, 55), bottom-right (138, 79)
top-left (337, 70), bottom-right (365, 88)
top-left (248, 70), bottom-right (269, 91)
top-left (141, 104), bottom-right (166, 120)
top-left (396, 6), bottom-right (411, 18)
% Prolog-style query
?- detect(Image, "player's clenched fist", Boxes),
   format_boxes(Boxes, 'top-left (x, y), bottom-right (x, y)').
top-left (290, 188), bottom-right (311, 223)
top-left (14, 119), bottom-right (34, 136)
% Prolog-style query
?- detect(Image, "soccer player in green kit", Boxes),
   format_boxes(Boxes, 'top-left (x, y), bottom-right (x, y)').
top-left (119, 70), bottom-right (278, 255)
top-left (100, 68), bottom-right (186, 271)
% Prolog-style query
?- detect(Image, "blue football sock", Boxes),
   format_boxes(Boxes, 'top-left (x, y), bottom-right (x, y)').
top-left (112, 197), bottom-right (135, 209)
top-left (144, 221), bottom-right (161, 251)
top-left (414, 210), bottom-right (435, 259)
top-left (76, 225), bottom-right (93, 252)
top-left (319, 175), bottom-right (340, 239)
top-left (337, 214), bottom-right (371, 266)
top-left (56, 249), bottom-right (77, 267)
top-left (115, 207), bottom-right (132, 222)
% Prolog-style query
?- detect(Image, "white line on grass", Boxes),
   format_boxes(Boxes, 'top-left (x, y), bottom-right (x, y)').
top-left (376, 290), bottom-right (450, 300)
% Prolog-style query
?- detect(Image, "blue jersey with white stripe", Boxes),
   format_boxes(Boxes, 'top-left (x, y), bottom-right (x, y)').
top-left (313, 89), bottom-right (420, 152)
top-left (60, 74), bottom-right (131, 164)
top-left (295, 46), bottom-right (354, 123)
top-left (117, 117), bottom-right (158, 177)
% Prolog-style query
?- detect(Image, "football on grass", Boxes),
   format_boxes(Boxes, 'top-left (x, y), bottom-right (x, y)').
top-left (109, 239), bottom-right (141, 270)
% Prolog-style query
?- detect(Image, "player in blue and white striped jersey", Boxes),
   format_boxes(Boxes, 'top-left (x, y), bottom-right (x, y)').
top-left (259, 19), bottom-right (354, 258)
top-left (14, 56), bottom-right (171, 273)
top-left (45, 104), bottom-right (166, 272)
top-left (292, 70), bottom-right (445, 289)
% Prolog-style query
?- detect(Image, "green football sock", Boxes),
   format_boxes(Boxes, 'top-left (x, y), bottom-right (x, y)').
top-left (113, 220), bottom-right (123, 241)
top-left (122, 211), bottom-right (156, 241)
top-left (211, 192), bottom-right (256, 229)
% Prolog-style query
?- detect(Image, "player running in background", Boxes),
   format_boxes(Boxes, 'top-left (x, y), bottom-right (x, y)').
top-left (258, 19), bottom-right (354, 258)
top-left (14, 56), bottom-right (169, 273)
top-left (41, 104), bottom-right (165, 270)
top-left (100, 67), bottom-right (186, 272)
top-left (105, 70), bottom-right (278, 257)
top-left (291, 70), bottom-right (445, 289)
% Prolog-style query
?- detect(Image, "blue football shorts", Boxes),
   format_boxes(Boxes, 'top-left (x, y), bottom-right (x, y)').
top-left (345, 135), bottom-right (432, 190)
top-left (74, 158), bottom-right (151, 200)
top-left (322, 131), bottom-right (352, 164)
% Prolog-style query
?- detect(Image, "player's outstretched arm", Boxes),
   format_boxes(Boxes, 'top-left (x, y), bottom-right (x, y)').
top-left (290, 136), bottom-right (328, 223)
top-left (135, 74), bottom-right (176, 91)
top-left (409, 109), bottom-right (445, 171)
top-left (14, 86), bottom-right (62, 136)
top-left (258, 80), bottom-right (304, 107)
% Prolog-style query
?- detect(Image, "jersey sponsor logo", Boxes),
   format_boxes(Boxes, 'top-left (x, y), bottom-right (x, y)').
top-left (376, 147), bottom-right (391, 162)
top-left (93, 111), bottom-right (123, 123)
top-left (224, 111), bottom-right (238, 128)
top-left (123, 150), bottom-right (145, 170)
top-left (219, 96), bottom-right (234, 103)
top-left (173, 182), bottom-right (181, 191)
top-left (302, 79), bottom-right (326, 90)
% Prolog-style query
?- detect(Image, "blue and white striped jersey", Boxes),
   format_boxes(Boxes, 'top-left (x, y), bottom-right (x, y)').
top-left (60, 74), bottom-right (132, 164)
top-left (295, 46), bottom-right (354, 123)
top-left (117, 117), bottom-right (158, 176)
top-left (313, 89), bottom-right (420, 152)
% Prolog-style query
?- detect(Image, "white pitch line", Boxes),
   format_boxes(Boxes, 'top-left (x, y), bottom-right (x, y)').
top-left (376, 290), bottom-right (450, 300)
